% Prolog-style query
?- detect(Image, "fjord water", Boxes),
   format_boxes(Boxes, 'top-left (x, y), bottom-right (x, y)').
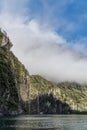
top-left (0, 115), bottom-right (87, 130)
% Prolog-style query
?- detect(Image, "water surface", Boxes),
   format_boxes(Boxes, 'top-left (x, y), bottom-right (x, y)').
top-left (0, 115), bottom-right (87, 130)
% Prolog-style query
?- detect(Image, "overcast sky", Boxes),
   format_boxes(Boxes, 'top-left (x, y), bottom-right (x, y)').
top-left (0, 0), bottom-right (87, 83)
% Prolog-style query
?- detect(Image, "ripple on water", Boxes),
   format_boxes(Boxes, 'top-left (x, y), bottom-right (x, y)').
top-left (0, 115), bottom-right (87, 130)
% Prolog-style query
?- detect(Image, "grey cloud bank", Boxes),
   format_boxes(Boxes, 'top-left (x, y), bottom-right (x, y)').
top-left (7, 20), bottom-right (87, 83)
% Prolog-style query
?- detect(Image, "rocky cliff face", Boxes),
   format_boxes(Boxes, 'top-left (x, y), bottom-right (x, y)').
top-left (0, 32), bottom-right (30, 116)
top-left (0, 31), bottom-right (12, 50)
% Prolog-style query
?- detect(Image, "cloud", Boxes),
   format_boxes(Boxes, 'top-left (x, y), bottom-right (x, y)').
top-left (7, 20), bottom-right (87, 83)
top-left (0, 0), bottom-right (87, 83)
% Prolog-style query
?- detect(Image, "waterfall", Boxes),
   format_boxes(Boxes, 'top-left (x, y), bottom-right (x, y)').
top-left (37, 91), bottom-right (40, 114)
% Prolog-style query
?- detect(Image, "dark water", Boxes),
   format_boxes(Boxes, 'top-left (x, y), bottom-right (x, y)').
top-left (0, 115), bottom-right (87, 130)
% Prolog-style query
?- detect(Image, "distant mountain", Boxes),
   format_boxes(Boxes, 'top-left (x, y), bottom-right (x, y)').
top-left (0, 31), bottom-right (87, 116)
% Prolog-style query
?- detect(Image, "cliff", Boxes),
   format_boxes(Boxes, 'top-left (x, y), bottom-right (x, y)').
top-left (0, 31), bottom-right (12, 50)
top-left (0, 32), bottom-right (30, 116)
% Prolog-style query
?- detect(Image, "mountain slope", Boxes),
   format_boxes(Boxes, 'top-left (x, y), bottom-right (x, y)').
top-left (30, 75), bottom-right (87, 114)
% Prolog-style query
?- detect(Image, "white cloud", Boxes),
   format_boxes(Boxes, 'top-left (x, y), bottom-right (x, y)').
top-left (0, 0), bottom-right (87, 83)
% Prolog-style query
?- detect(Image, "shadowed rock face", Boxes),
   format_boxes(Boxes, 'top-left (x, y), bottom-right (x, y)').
top-left (29, 93), bottom-right (71, 114)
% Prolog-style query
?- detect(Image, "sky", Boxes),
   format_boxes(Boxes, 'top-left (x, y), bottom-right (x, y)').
top-left (0, 0), bottom-right (87, 83)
